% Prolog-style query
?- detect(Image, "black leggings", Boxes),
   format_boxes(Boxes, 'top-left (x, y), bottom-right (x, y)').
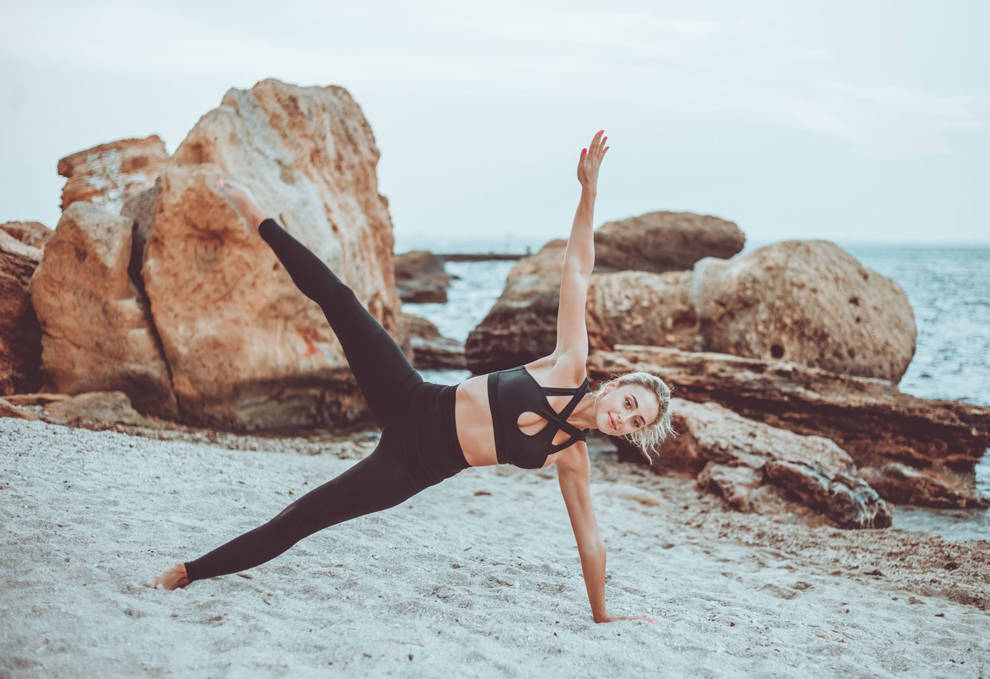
top-left (183, 219), bottom-right (468, 583)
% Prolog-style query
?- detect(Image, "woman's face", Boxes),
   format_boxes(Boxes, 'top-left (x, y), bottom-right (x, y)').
top-left (595, 382), bottom-right (660, 436)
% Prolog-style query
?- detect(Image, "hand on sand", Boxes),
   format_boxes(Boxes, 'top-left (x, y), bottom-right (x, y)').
top-left (145, 563), bottom-right (191, 590)
top-left (577, 129), bottom-right (609, 191)
top-left (217, 177), bottom-right (266, 234)
top-left (596, 614), bottom-right (655, 624)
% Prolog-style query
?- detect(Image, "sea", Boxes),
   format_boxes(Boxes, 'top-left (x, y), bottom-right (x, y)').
top-left (402, 243), bottom-right (990, 542)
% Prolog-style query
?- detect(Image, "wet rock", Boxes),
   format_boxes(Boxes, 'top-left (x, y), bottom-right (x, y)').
top-left (141, 79), bottom-right (403, 429)
top-left (0, 230), bottom-right (43, 394)
top-left (28, 202), bottom-right (179, 417)
top-left (664, 398), bottom-right (891, 528)
top-left (41, 391), bottom-right (161, 429)
top-left (588, 346), bottom-right (990, 509)
top-left (691, 240), bottom-right (916, 382)
top-left (394, 250), bottom-right (450, 303)
top-left (403, 314), bottom-right (465, 370)
top-left (57, 136), bottom-right (169, 213)
top-left (595, 210), bottom-right (744, 273)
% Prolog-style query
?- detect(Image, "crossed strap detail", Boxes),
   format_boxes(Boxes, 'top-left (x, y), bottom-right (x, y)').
top-left (536, 378), bottom-right (591, 454)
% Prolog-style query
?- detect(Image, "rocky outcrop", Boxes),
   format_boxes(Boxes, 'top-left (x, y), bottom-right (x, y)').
top-left (0, 397), bottom-right (39, 420)
top-left (691, 240), bottom-right (916, 382)
top-left (665, 398), bottom-right (891, 528)
top-left (41, 391), bottom-right (160, 429)
top-left (1, 221), bottom-right (53, 249)
top-left (140, 79), bottom-right (403, 429)
top-left (404, 313), bottom-right (466, 369)
top-left (57, 136), bottom-right (169, 213)
top-left (0, 230), bottom-right (44, 394)
top-left (394, 250), bottom-right (451, 302)
top-left (469, 239), bottom-right (917, 383)
top-left (595, 211), bottom-right (744, 273)
top-left (29, 202), bottom-right (179, 417)
top-left (588, 346), bottom-right (990, 509)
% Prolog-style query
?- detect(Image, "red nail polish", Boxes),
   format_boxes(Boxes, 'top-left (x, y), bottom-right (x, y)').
top-left (582, 148), bottom-right (587, 153)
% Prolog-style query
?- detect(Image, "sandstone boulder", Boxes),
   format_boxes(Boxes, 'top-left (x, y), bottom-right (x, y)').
top-left (691, 240), bottom-right (916, 382)
top-left (404, 313), bottom-right (466, 369)
top-left (665, 399), bottom-right (891, 528)
top-left (29, 202), bottom-right (178, 416)
top-left (41, 391), bottom-right (160, 429)
top-left (1, 221), bottom-right (53, 248)
top-left (588, 346), bottom-right (990, 509)
top-left (0, 397), bottom-right (39, 420)
top-left (394, 250), bottom-right (451, 303)
top-left (1, 230), bottom-right (44, 394)
top-left (57, 136), bottom-right (169, 213)
top-left (140, 79), bottom-right (403, 429)
top-left (595, 211), bottom-right (744, 273)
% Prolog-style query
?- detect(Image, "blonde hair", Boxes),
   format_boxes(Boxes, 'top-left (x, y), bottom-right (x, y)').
top-left (596, 371), bottom-right (675, 464)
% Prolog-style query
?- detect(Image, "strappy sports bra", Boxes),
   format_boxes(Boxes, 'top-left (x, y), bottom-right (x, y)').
top-left (486, 366), bottom-right (591, 469)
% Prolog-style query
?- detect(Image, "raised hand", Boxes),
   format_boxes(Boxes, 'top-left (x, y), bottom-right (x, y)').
top-left (577, 130), bottom-right (609, 191)
top-left (217, 177), bottom-right (266, 234)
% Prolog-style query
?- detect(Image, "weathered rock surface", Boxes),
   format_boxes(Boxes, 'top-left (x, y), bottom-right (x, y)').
top-left (595, 211), bottom-right (744, 273)
top-left (57, 136), bottom-right (169, 213)
top-left (29, 202), bottom-right (179, 417)
top-left (467, 238), bottom-right (915, 384)
top-left (141, 79), bottom-right (403, 429)
top-left (663, 398), bottom-right (891, 528)
top-left (691, 240), bottom-right (916, 382)
top-left (403, 313), bottom-right (466, 369)
top-left (0, 230), bottom-right (44, 394)
top-left (394, 250), bottom-right (451, 302)
top-left (588, 346), bottom-right (990, 509)
top-left (41, 391), bottom-right (160, 429)
top-left (1, 221), bottom-right (53, 248)
top-left (0, 397), bottom-right (39, 420)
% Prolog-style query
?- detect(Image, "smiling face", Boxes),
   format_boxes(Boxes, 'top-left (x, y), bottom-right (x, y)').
top-left (595, 382), bottom-right (661, 436)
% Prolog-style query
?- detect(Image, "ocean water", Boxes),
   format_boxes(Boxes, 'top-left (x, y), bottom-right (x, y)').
top-left (403, 245), bottom-right (990, 541)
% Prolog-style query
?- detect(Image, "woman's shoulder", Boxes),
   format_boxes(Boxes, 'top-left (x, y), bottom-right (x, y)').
top-left (522, 352), bottom-right (586, 388)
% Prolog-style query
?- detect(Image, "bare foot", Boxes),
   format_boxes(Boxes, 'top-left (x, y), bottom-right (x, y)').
top-left (146, 563), bottom-right (190, 590)
top-left (217, 177), bottom-right (266, 233)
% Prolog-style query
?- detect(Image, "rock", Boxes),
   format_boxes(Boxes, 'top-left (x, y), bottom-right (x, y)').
top-left (41, 391), bottom-right (160, 429)
top-left (859, 463), bottom-right (989, 510)
top-left (394, 250), bottom-right (450, 302)
top-left (57, 136), bottom-right (169, 213)
top-left (403, 313), bottom-right (466, 369)
top-left (595, 211), bottom-right (744, 273)
top-left (664, 398), bottom-right (891, 528)
top-left (140, 79), bottom-right (403, 429)
top-left (0, 397), bottom-right (39, 420)
top-left (0, 230), bottom-right (44, 394)
top-left (29, 202), bottom-right (179, 417)
top-left (691, 240), bottom-right (916, 382)
top-left (0, 221), bottom-right (53, 248)
top-left (588, 346), bottom-right (990, 509)
top-left (4, 393), bottom-right (70, 407)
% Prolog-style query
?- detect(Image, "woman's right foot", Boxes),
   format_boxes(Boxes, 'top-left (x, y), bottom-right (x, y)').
top-left (146, 563), bottom-right (191, 590)
top-left (218, 178), bottom-right (266, 233)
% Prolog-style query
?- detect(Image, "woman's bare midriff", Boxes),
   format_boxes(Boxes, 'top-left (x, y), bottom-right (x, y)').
top-left (453, 355), bottom-right (587, 468)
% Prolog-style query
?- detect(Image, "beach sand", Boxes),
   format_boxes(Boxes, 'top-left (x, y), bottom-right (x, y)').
top-left (1, 418), bottom-right (987, 678)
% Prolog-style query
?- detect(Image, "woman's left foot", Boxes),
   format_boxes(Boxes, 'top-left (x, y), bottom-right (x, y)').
top-left (146, 563), bottom-right (191, 590)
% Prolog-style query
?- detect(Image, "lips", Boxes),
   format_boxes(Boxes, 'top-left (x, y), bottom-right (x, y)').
top-left (609, 413), bottom-right (616, 430)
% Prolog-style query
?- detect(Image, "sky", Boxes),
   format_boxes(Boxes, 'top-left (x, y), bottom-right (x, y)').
top-left (1, 0), bottom-right (988, 251)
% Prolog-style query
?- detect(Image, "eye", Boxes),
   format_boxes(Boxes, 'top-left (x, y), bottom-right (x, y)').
top-left (624, 398), bottom-right (631, 409)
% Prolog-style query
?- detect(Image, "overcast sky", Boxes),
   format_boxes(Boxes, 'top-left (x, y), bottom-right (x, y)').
top-left (2, 0), bottom-right (987, 251)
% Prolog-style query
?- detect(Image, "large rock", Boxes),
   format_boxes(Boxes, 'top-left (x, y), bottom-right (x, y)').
top-left (140, 79), bottom-right (403, 429)
top-left (394, 250), bottom-right (450, 303)
top-left (41, 391), bottom-right (160, 429)
top-left (595, 211), bottom-right (744, 273)
top-left (0, 230), bottom-right (44, 394)
top-left (1, 221), bottom-right (53, 249)
top-left (29, 202), bottom-right (179, 417)
top-left (588, 346), bottom-right (990, 509)
top-left (666, 398), bottom-right (891, 528)
top-left (691, 240), bottom-right (916, 382)
top-left (468, 237), bottom-right (915, 384)
top-left (404, 313), bottom-right (466, 369)
top-left (57, 136), bottom-right (169, 213)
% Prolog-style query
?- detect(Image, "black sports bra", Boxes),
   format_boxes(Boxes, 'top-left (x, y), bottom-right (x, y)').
top-left (486, 366), bottom-right (591, 469)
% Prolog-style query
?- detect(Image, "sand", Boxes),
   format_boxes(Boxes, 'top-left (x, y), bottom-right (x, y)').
top-left (1, 418), bottom-right (988, 678)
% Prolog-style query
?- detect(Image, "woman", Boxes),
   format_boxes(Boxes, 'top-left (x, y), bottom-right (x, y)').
top-left (149, 130), bottom-right (674, 623)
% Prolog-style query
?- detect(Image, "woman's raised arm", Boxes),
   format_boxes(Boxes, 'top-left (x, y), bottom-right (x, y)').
top-left (552, 131), bottom-right (609, 363)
